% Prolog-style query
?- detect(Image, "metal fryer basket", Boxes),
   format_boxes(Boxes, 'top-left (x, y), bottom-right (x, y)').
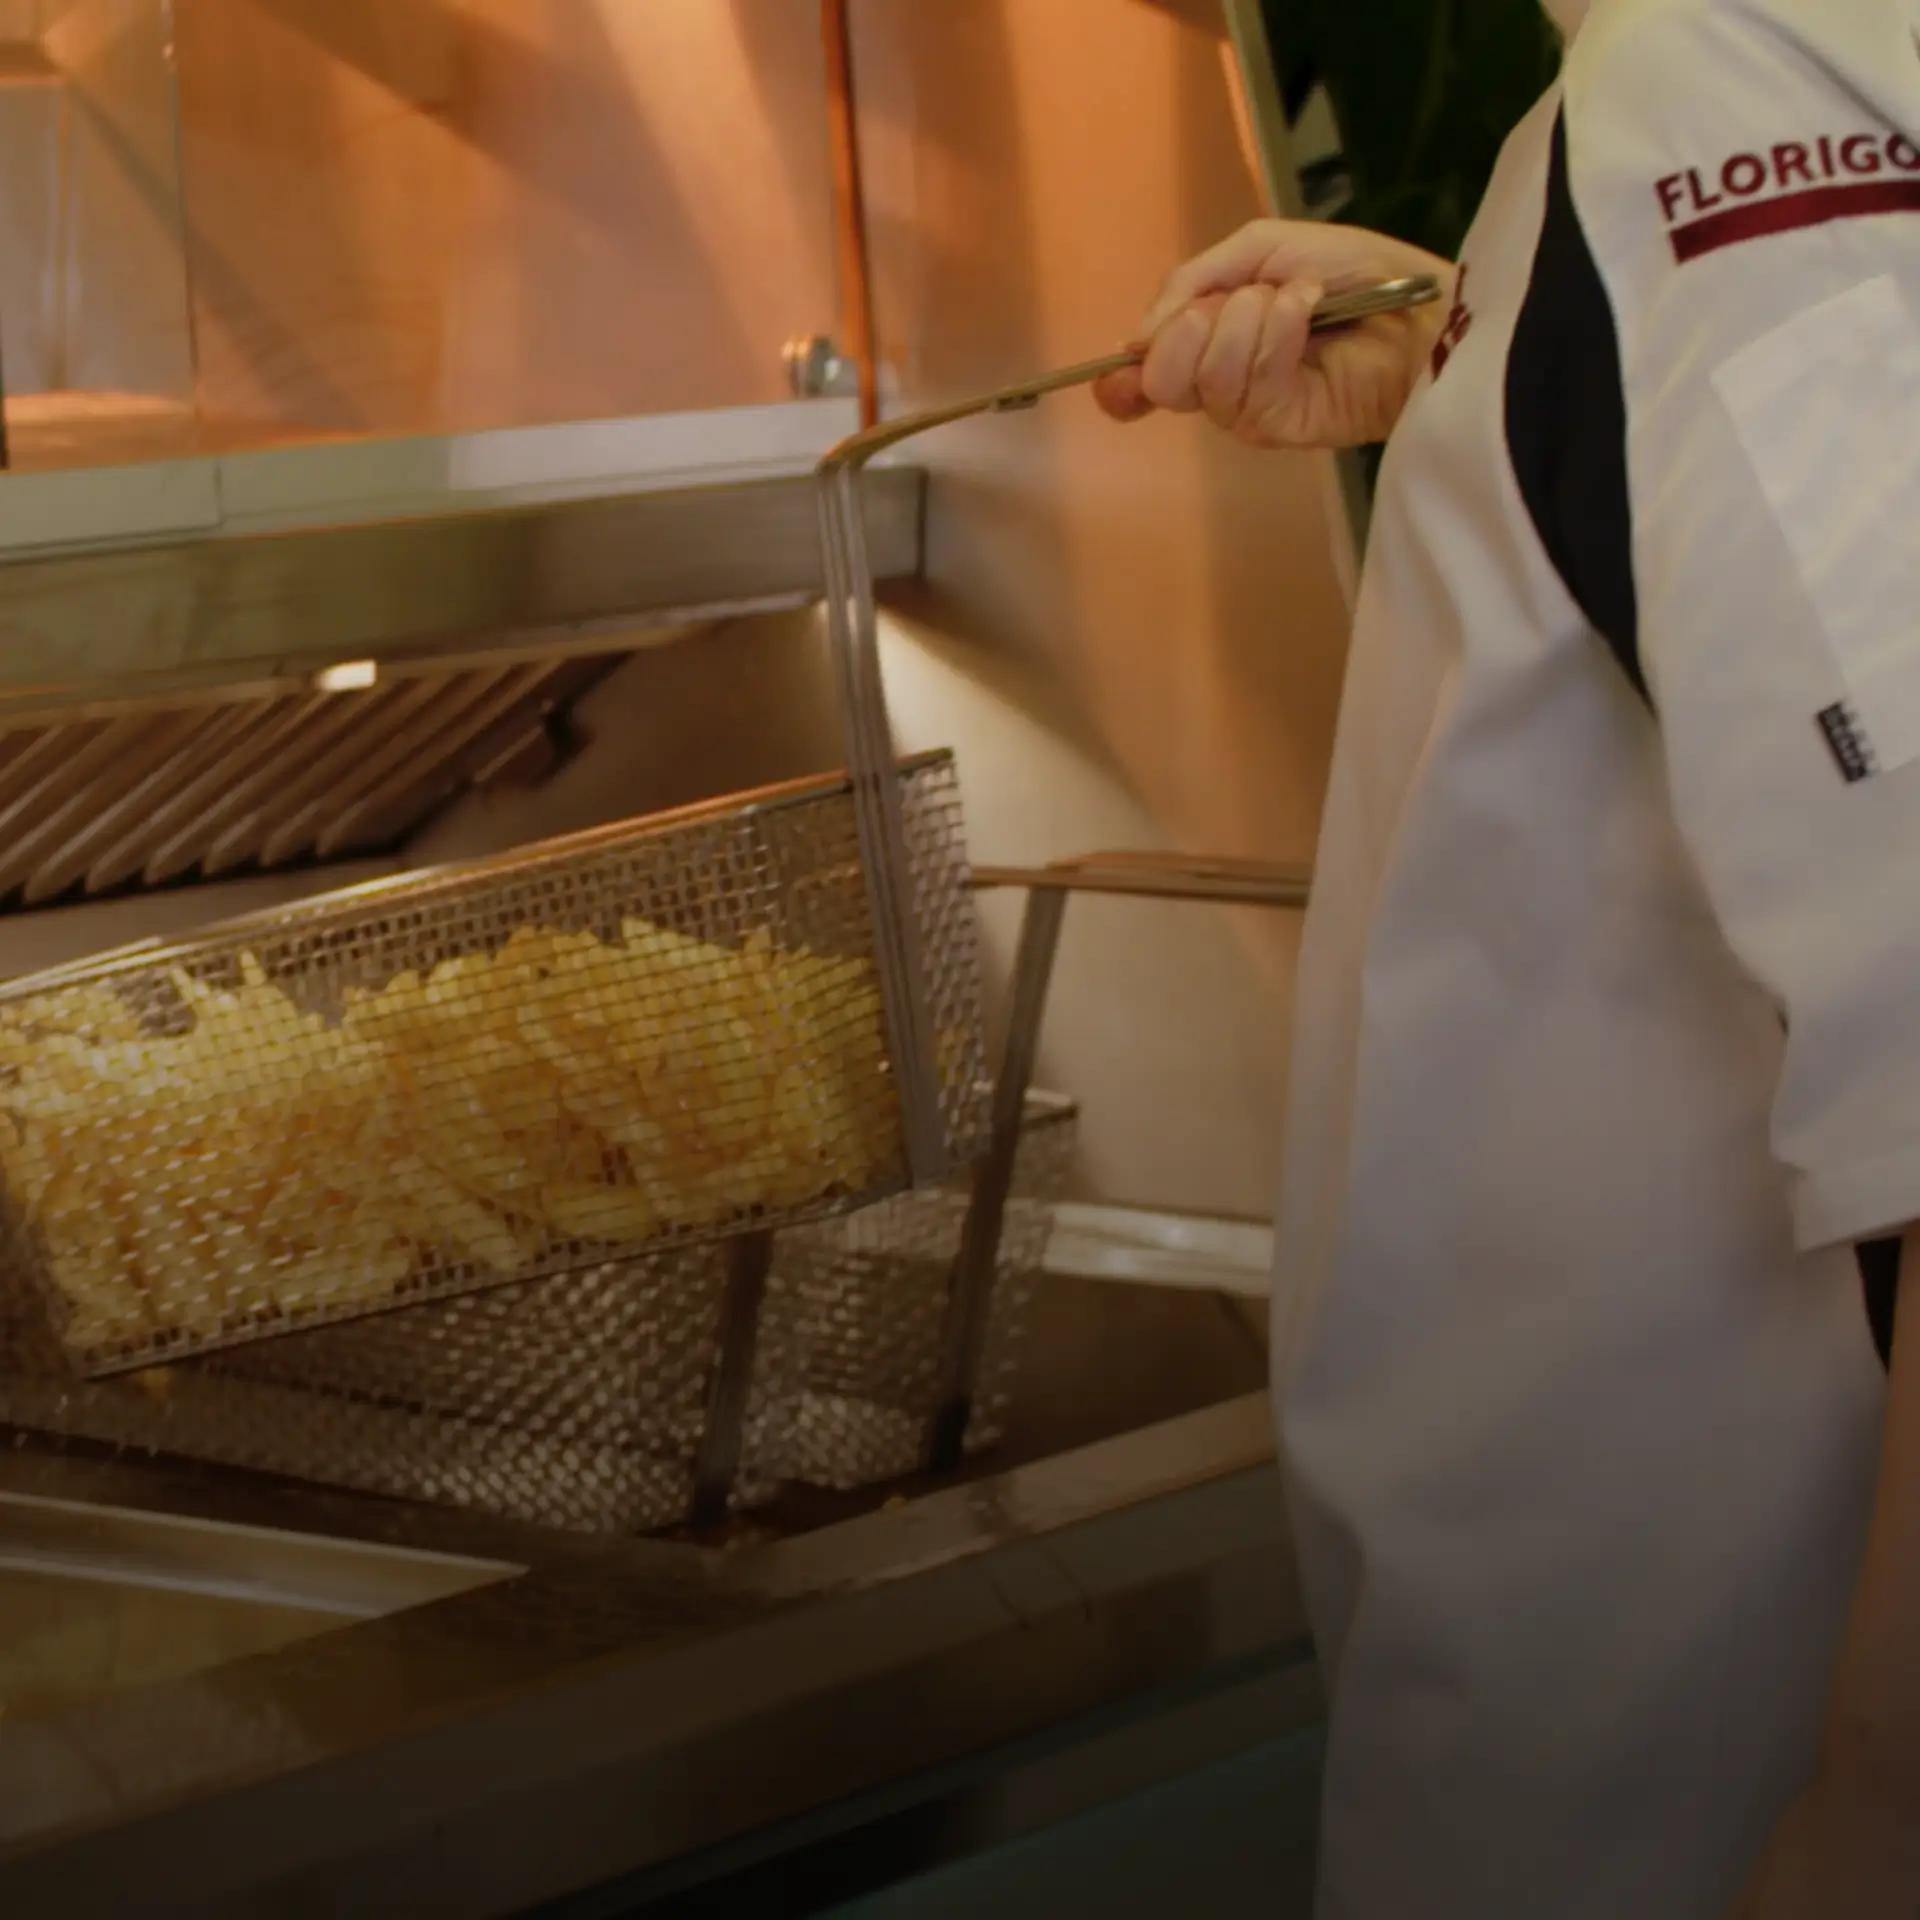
top-left (0, 751), bottom-right (987, 1378)
top-left (0, 1244), bottom-right (745, 1535)
top-left (753, 1094), bottom-right (1076, 1492)
top-left (0, 1099), bottom-right (1073, 1533)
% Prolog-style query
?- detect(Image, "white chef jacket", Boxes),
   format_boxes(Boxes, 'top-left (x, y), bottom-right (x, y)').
top-left (1274, 1), bottom-right (1920, 1914)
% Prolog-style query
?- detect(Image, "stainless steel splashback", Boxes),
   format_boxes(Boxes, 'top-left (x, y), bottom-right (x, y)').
top-left (0, 457), bottom-right (922, 912)
top-left (0, 466), bottom-right (923, 710)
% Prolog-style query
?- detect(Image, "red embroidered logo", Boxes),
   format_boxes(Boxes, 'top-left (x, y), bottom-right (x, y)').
top-left (1430, 267), bottom-right (1473, 377)
top-left (1657, 131), bottom-right (1920, 262)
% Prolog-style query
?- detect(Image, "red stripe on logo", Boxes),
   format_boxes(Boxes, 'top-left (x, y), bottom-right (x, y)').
top-left (1672, 178), bottom-right (1920, 261)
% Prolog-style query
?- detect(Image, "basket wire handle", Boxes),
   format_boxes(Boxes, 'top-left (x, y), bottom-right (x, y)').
top-left (815, 350), bottom-right (1143, 1187)
top-left (923, 853), bottom-right (1312, 1476)
top-left (691, 1230), bottom-right (776, 1527)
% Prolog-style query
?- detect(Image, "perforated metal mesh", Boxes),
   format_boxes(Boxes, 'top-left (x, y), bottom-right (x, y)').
top-left (0, 753), bottom-right (986, 1378)
top-left (0, 1247), bottom-right (734, 1534)
top-left (0, 1100), bottom-right (1071, 1532)
top-left (750, 1098), bottom-right (1076, 1492)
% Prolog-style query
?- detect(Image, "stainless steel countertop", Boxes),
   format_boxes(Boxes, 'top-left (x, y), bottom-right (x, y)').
top-left (0, 1392), bottom-right (1303, 1918)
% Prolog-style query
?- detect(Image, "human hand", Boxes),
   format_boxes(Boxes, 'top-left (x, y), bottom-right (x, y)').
top-left (1725, 1765), bottom-right (1920, 1919)
top-left (1092, 219), bottom-right (1453, 451)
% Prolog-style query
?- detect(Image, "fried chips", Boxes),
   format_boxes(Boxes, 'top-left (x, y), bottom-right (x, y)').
top-left (0, 920), bottom-right (901, 1362)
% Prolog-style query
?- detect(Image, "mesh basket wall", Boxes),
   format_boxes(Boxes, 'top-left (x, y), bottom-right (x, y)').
top-left (0, 753), bottom-right (986, 1377)
top-left (749, 1099), bottom-right (1075, 1492)
top-left (0, 1102), bottom-right (1073, 1532)
top-left (0, 1245), bottom-right (739, 1533)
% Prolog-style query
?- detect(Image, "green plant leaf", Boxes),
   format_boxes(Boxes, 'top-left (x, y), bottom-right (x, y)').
top-left (1262, 0), bottom-right (1563, 261)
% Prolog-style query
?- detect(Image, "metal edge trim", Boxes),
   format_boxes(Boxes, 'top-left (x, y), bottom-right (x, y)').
top-left (0, 750), bottom-right (960, 1000)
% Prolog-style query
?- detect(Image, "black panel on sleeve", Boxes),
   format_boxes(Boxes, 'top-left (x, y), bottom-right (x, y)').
top-left (1860, 1236), bottom-right (1901, 1369)
top-left (1505, 111), bottom-right (1644, 702)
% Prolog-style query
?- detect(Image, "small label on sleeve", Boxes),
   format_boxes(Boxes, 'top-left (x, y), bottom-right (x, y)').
top-left (1816, 701), bottom-right (1878, 783)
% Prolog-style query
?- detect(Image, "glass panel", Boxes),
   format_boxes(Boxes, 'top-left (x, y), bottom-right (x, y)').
top-left (169, 0), bottom-right (844, 455)
top-left (0, 0), bottom-right (199, 471)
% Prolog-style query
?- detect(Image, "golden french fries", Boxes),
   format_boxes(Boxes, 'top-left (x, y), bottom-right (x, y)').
top-left (0, 917), bottom-right (905, 1357)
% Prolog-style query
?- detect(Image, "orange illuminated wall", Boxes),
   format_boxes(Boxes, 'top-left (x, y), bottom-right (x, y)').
top-left (172, 0), bottom-right (847, 441)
